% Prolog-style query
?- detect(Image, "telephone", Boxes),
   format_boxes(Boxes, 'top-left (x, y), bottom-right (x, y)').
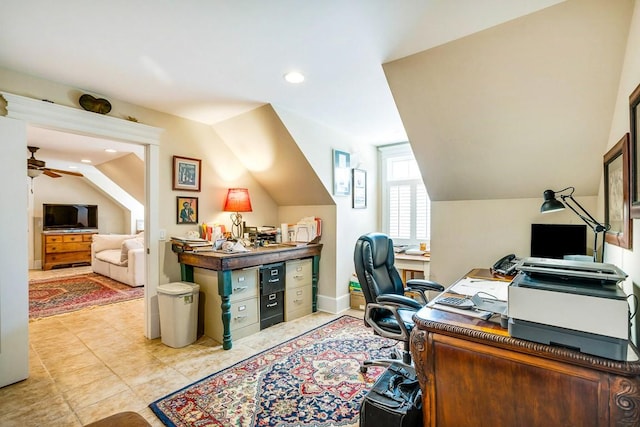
top-left (492, 254), bottom-right (519, 275)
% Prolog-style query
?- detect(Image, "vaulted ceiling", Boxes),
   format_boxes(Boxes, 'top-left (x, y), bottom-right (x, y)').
top-left (2, 0), bottom-right (631, 203)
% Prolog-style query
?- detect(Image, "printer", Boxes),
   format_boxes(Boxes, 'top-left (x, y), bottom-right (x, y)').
top-left (508, 257), bottom-right (629, 361)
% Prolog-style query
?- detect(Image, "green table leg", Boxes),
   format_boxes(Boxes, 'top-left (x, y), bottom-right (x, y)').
top-left (218, 270), bottom-right (233, 350)
top-left (180, 264), bottom-right (194, 283)
top-left (312, 254), bottom-right (320, 312)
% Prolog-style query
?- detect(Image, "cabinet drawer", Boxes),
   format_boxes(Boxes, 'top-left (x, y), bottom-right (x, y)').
top-left (83, 234), bottom-right (96, 242)
top-left (230, 268), bottom-right (258, 303)
top-left (46, 242), bottom-right (91, 253)
top-left (285, 285), bottom-right (312, 316)
top-left (229, 297), bottom-right (259, 330)
top-left (45, 252), bottom-right (91, 264)
top-left (286, 258), bottom-right (312, 288)
top-left (260, 262), bottom-right (285, 295)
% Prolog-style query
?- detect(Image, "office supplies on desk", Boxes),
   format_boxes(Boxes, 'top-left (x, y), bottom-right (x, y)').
top-left (448, 276), bottom-right (510, 301)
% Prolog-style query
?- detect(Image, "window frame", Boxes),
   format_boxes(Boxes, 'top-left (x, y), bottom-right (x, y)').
top-left (379, 143), bottom-right (430, 247)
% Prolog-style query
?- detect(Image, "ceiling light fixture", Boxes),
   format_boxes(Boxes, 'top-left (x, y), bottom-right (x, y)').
top-left (284, 71), bottom-right (305, 84)
top-left (81, 159), bottom-right (92, 163)
top-left (105, 148), bottom-right (117, 153)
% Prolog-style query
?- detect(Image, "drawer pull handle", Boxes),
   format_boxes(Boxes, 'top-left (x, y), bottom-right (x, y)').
top-left (268, 278), bottom-right (280, 283)
top-left (294, 299), bottom-right (303, 303)
top-left (293, 275), bottom-right (304, 279)
top-left (296, 290), bottom-right (303, 296)
top-left (266, 302), bottom-right (278, 308)
top-left (233, 286), bottom-right (248, 292)
top-left (234, 315), bottom-right (247, 321)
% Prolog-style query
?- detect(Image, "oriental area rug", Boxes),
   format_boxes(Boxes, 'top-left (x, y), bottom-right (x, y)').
top-left (150, 315), bottom-right (396, 427)
top-left (29, 273), bottom-right (144, 319)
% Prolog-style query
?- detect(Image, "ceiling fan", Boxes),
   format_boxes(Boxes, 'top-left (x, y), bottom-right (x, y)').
top-left (27, 146), bottom-right (84, 178)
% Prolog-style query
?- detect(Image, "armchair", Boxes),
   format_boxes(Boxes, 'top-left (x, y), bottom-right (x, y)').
top-left (354, 232), bottom-right (444, 371)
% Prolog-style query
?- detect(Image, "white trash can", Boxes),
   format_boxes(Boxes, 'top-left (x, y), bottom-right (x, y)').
top-left (157, 282), bottom-right (200, 348)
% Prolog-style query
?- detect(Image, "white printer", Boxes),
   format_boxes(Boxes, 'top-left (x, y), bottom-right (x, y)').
top-left (508, 257), bottom-right (629, 361)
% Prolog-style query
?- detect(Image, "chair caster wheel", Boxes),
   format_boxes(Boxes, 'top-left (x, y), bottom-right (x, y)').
top-left (360, 366), bottom-right (368, 373)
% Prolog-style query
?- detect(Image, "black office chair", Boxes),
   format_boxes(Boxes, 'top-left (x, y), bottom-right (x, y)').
top-left (354, 232), bottom-right (444, 372)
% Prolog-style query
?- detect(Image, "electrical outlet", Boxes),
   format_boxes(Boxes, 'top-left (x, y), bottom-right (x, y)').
top-left (159, 229), bottom-right (166, 241)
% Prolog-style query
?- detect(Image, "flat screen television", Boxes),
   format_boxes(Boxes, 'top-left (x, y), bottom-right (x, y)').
top-left (530, 223), bottom-right (587, 259)
top-left (43, 204), bottom-right (98, 230)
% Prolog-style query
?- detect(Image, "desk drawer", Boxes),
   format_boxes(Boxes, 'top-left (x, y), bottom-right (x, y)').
top-left (260, 262), bottom-right (285, 295)
top-left (230, 268), bottom-right (258, 303)
top-left (230, 298), bottom-right (259, 330)
top-left (286, 258), bottom-right (312, 288)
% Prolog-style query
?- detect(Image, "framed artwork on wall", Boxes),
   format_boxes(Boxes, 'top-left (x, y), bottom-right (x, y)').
top-left (333, 149), bottom-right (351, 196)
top-left (629, 83), bottom-right (640, 218)
top-left (352, 168), bottom-right (367, 209)
top-left (603, 133), bottom-right (632, 249)
top-left (177, 196), bottom-right (198, 224)
top-left (173, 155), bottom-right (201, 192)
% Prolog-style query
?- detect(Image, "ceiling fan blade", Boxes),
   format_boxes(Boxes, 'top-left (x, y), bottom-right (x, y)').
top-left (43, 170), bottom-right (62, 178)
top-left (45, 168), bottom-right (84, 177)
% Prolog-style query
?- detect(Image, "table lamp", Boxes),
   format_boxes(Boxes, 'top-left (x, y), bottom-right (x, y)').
top-left (223, 188), bottom-right (252, 239)
top-left (540, 187), bottom-right (609, 262)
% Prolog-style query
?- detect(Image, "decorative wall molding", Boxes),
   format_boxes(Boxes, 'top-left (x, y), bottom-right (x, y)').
top-left (1, 92), bottom-right (162, 145)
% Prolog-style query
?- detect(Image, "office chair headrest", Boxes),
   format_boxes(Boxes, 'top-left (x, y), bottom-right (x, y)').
top-left (359, 232), bottom-right (393, 268)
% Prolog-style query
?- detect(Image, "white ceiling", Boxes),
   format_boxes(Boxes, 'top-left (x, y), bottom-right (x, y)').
top-left (0, 0), bottom-right (564, 165)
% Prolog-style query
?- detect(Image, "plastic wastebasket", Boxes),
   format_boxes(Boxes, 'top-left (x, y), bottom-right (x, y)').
top-left (157, 282), bottom-right (200, 348)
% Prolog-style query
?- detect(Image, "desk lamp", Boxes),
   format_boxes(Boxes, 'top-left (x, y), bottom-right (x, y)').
top-left (223, 188), bottom-right (252, 239)
top-left (540, 187), bottom-right (610, 262)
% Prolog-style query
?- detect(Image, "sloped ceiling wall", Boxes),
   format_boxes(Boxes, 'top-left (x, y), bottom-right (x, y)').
top-left (95, 153), bottom-right (144, 204)
top-left (213, 104), bottom-right (333, 206)
top-left (384, 0), bottom-right (633, 202)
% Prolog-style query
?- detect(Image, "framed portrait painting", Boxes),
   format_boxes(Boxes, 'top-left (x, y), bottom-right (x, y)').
top-left (603, 133), bottom-right (632, 249)
top-left (630, 83), bottom-right (640, 218)
top-left (333, 149), bottom-right (351, 196)
top-left (173, 155), bottom-right (201, 192)
top-left (177, 196), bottom-right (198, 224)
top-left (352, 168), bottom-right (367, 209)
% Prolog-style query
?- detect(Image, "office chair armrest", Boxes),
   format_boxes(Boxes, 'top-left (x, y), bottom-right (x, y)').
top-left (405, 279), bottom-right (445, 292)
top-left (376, 294), bottom-right (423, 310)
top-left (405, 279), bottom-right (444, 304)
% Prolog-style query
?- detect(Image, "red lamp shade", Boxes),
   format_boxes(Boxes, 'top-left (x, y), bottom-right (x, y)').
top-left (223, 188), bottom-right (252, 213)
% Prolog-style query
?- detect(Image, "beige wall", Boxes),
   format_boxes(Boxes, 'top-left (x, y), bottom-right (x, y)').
top-left (601, 0), bottom-right (640, 343)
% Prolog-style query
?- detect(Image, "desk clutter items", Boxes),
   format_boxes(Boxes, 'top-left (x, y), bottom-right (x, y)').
top-left (359, 363), bottom-right (422, 427)
top-left (508, 257), bottom-right (630, 361)
top-left (428, 275), bottom-right (510, 320)
top-left (170, 235), bottom-right (213, 252)
top-left (293, 216), bottom-right (322, 243)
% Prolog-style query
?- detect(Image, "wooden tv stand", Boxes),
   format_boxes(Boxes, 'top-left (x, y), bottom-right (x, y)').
top-left (42, 230), bottom-right (97, 270)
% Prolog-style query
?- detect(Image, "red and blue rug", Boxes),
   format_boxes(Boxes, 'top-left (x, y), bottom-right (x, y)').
top-left (150, 315), bottom-right (396, 427)
top-left (29, 273), bottom-right (143, 319)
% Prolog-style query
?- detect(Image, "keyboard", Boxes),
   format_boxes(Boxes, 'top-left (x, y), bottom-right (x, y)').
top-left (436, 296), bottom-right (475, 310)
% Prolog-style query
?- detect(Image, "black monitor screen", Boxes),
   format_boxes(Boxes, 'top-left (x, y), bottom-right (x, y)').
top-left (530, 224), bottom-right (587, 259)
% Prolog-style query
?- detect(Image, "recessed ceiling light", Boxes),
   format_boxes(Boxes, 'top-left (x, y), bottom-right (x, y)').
top-left (284, 71), bottom-right (305, 84)
top-left (69, 166), bottom-right (78, 169)
top-left (105, 148), bottom-right (117, 153)
top-left (81, 159), bottom-right (92, 163)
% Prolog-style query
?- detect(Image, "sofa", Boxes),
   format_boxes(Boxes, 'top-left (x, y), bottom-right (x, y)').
top-left (91, 233), bottom-right (144, 287)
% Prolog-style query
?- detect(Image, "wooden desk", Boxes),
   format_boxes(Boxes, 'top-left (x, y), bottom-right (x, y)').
top-left (411, 269), bottom-right (640, 427)
top-left (176, 243), bottom-right (322, 350)
top-left (395, 253), bottom-right (430, 283)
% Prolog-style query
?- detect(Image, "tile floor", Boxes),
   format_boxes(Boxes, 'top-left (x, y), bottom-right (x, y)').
top-left (0, 267), bottom-right (362, 426)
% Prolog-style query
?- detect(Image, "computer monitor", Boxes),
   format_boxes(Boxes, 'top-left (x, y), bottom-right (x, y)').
top-left (530, 223), bottom-right (587, 259)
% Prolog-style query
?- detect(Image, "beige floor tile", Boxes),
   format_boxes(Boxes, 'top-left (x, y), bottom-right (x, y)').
top-left (0, 268), bottom-right (356, 426)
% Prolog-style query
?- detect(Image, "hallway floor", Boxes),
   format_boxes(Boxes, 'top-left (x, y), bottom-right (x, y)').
top-left (0, 268), bottom-right (357, 426)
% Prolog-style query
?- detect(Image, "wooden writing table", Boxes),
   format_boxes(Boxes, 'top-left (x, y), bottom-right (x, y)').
top-left (411, 268), bottom-right (640, 426)
top-left (176, 243), bottom-right (322, 350)
top-left (395, 252), bottom-right (430, 283)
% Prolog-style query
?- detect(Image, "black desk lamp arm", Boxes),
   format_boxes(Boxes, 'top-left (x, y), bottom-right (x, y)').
top-left (561, 194), bottom-right (609, 233)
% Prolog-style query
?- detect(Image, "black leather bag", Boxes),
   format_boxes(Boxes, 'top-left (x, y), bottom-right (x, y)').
top-left (359, 363), bottom-right (423, 427)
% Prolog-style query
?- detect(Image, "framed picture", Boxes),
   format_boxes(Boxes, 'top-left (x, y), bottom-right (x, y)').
top-left (352, 168), bottom-right (367, 209)
top-left (173, 155), bottom-right (201, 192)
top-left (603, 133), bottom-right (632, 249)
top-left (630, 83), bottom-right (640, 218)
top-left (177, 196), bottom-right (198, 224)
top-left (333, 149), bottom-right (351, 196)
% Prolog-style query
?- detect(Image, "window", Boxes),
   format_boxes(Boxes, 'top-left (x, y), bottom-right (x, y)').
top-left (379, 143), bottom-right (430, 247)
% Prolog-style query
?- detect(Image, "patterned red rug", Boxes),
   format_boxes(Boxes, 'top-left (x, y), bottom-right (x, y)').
top-left (150, 315), bottom-right (397, 427)
top-left (29, 273), bottom-right (144, 319)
